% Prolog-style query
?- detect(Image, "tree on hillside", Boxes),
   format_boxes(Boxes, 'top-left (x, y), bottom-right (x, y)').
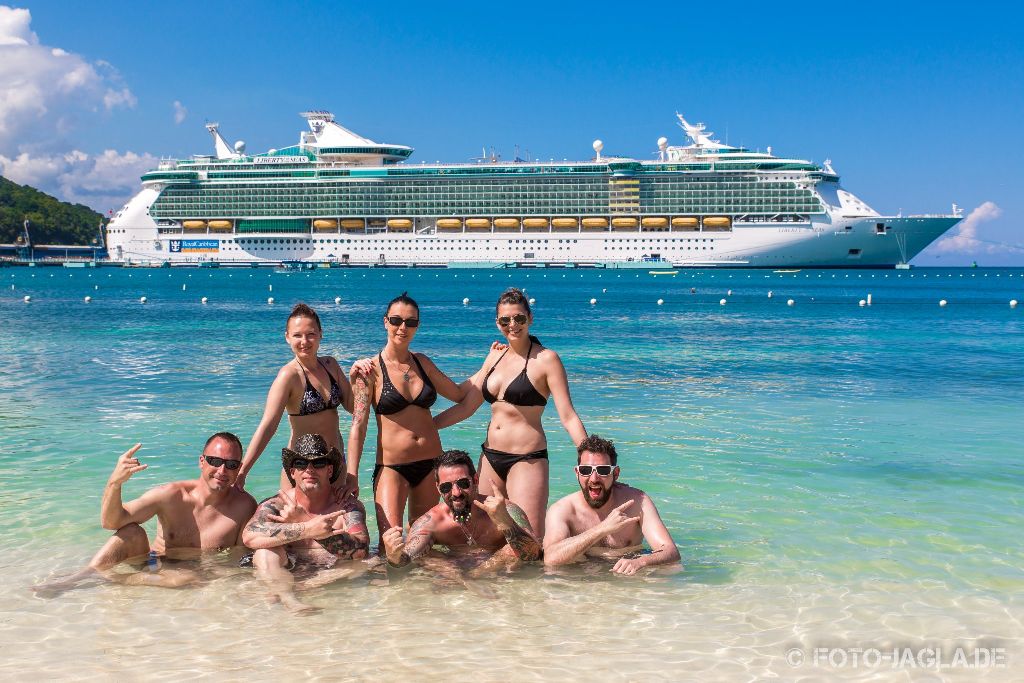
top-left (0, 177), bottom-right (104, 245)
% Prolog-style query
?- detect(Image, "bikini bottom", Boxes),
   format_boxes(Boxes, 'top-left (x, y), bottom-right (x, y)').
top-left (481, 443), bottom-right (549, 482)
top-left (372, 457), bottom-right (436, 489)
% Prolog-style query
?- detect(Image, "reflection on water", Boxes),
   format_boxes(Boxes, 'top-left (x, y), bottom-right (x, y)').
top-left (1, 268), bottom-right (1022, 680)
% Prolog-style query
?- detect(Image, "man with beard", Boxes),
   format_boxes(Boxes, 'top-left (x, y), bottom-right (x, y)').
top-left (381, 450), bottom-right (540, 576)
top-left (34, 433), bottom-right (257, 595)
top-left (242, 433), bottom-right (370, 612)
top-left (544, 435), bottom-right (680, 575)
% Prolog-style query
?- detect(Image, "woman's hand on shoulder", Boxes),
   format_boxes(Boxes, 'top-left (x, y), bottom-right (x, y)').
top-left (490, 340), bottom-right (508, 352)
top-left (349, 357), bottom-right (375, 383)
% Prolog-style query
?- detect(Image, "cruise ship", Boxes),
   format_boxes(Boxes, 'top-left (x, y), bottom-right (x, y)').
top-left (105, 111), bottom-right (962, 268)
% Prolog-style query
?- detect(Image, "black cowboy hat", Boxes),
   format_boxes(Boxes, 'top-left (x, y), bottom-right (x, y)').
top-left (281, 433), bottom-right (342, 485)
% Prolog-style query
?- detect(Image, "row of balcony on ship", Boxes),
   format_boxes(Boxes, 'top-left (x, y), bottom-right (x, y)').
top-left (175, 215), bottom-right (734, 234)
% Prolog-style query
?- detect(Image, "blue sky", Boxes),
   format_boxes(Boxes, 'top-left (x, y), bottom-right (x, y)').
top-left (1, 1), bottom-right (1020, 264)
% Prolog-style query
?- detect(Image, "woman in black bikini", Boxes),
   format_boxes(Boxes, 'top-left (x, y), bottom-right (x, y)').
top-left (237, 303), bottom-right (366, 495)
top-left (434, 287), bottom-right (587, 538)
top-left (348, 292), bottom-right (466, 539)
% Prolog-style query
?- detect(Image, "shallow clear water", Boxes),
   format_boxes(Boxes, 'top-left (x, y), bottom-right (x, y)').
top-left (1, 266), bottom-right (1022, 681)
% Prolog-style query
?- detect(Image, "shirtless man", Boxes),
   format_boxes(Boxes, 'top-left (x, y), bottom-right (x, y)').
top-left (544, 435), bottom-right (680, 575)
top-left (242, 433), bottom-right (370, 612)
top-left (34, 432), bottom-right (257, 595)
top-left (381, 450), bottom-right (540, 578)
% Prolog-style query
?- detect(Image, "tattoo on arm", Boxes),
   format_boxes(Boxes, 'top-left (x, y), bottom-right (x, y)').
top-left (397, 513), bottom-right (434, 565)
top-left (245, 501), bottom-right (305, 544)
top-left (315, 504), bottom-right (370, 559)
top-left (352, 377), bottom-right (370, 425)
top-left (502, 504), bottom-right (541, 561)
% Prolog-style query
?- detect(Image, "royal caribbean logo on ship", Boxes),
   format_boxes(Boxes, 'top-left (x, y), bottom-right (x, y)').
top-left (169, 239), bottom-right (219, 253)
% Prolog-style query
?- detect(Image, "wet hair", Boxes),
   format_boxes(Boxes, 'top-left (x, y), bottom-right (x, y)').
top-left (434, 449), bottom-right (476, 480)
top-left (385, 291), bottom-right (419, 318)
top-left (286, 302), bottom-right (322, 333)
top-left (495, 287), bottom-right (540, 345)
top-left (576, 434), bottom-right (618, 465)
top-left (204, 431), bottom-right (243, 457)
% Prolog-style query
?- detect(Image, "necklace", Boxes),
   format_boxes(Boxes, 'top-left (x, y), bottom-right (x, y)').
top-left (385, 356), bottom-right (411, 382)
top-left (457, 520), bottom-right (476, 546)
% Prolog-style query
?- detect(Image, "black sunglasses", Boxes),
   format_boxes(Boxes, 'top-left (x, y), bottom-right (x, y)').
top-left (497, 313), bottom-right (529, 327)
top-left (576, 465), bottom-right (615, 477)
top-left (291, 457), bottom-right (332, 471)
top-left (386, 316), bottom-right (420, 328)
top-left (203, 455), bottom-right (241, 470)
top-left (438, 477), bottom-right (473, 494)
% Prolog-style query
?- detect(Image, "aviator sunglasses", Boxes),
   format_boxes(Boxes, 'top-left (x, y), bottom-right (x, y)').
top-left (386, 316), bottom-right (420, 328)
top-left (497, 313), bottom-right (528, 327)
top-left (576, 465), bottom-right (615, 477)
top-left (438, 477), bottom-right (473, 494)
top-left (203, 455), bottom-right (242, 470)
top-left (291, 457), bottom-right (332, 471)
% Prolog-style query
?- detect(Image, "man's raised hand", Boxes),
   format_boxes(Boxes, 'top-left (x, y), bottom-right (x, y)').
top-left (305, 510), bottom-right (345, 540)
top-left (599, 500), bottom-right (640, 535)
top-left (108, 444), bottom-right (147, 485)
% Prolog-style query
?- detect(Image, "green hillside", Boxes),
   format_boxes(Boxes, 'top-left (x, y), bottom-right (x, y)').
top-left (0, 176), bottom-right (104, 245)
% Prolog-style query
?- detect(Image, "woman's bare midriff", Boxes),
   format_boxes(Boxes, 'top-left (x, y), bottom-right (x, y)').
top-left (287, 410), bottom-right (343, 454)
top-left (377, 409), bottom-right (443, 465)
top-left (485, 403), bottom-right (547, 453)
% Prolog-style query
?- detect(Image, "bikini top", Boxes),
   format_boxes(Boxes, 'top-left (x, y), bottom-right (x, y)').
top-left (482, 340), bottom-right (548, 407)
top-left (374, 353), bottom-right (438, 415)
top-left (290, 358), bottom-right (344, 416)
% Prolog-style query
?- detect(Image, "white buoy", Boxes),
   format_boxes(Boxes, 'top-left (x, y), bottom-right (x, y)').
top-left (727, 289), bottom-right (732, 296)
top-left (268, 297), bottom-right (275, 304)
top-left (462, 297), bottom-right (470, 305)
top-left (939, 299), bottom-right (947, 307)
top-left (767, 291), bottom-right (773, 299)
top-left (182, 284), bottom-right (186, 291)
top-left (602, 288), bottom-right (607, 293)
top-left (269, 284), bottom-right (273, 292)
top-left (140, 296), bottom-right (147, 304)
top-left (867, 294), bottom-right (873, 306)
top-left (94, 285), bottom-right (98, 290)
top-left (1010, 300), bottom-right (1018, 308)
top-left (719, 298), bottom-right (727, 306)
top-left (528, 298), bottom-right (536, 305)
top-left (201, 297), bottom-right (208, 304)
top-left (334, 297), bottom-right (341, 304)
top-left (657, 299), bottom-right (664, 305)
top-left (84, 296), bottom-right (91, 303)
top-left (859, 299), bottom-right (866, 307)
top-left (590, 298), bottom-right (597, 305)
top-left (787, 299), bottom-right (795, 306)
top-left (23, 295), bottom-right (30, 303)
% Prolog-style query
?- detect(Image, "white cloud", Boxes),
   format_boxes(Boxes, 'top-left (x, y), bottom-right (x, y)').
top-left (931, 201), bottom-right (1005, 254)
top-left (0, 148), bottom-right (158, 212)
top-left (0, 6), bottom-right (35, 46)
top-left (173, 100), bottom-right (187, 125)
top-left (0, 6), bottom-right (136, 150)
top-left (0, 6), bottom-right (148, 212)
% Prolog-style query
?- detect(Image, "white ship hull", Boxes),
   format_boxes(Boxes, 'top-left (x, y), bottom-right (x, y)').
top-left (103, 111), bottom-right (962, 268)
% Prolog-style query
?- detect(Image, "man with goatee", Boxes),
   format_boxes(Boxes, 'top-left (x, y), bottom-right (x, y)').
top-left (242, 433), bottom-right (370, 612)
top-left (543, 435), bottom-right (680, 575)
top-left (382, 450), bottom-right (540, 576)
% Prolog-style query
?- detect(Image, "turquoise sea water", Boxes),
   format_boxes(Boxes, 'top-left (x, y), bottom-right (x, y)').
top-left (1, 266), bottom-right (1022, 681)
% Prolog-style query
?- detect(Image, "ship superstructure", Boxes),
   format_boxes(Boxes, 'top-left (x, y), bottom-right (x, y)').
top-left (104, 112), bottom-right (961, 267)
